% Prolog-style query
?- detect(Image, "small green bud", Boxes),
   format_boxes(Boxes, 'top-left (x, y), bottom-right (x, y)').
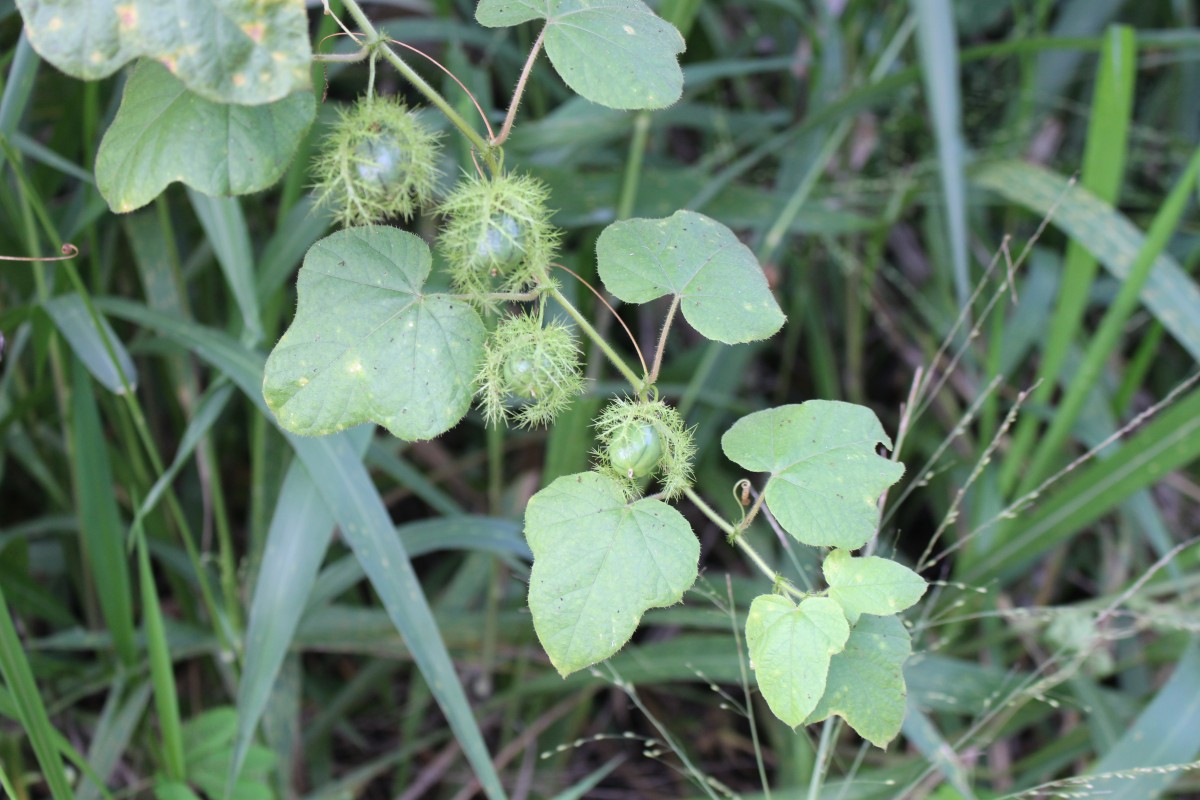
top-left (607, 422), bottom-right (664, 478)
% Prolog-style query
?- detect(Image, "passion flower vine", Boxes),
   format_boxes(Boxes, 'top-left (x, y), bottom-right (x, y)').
top-left (594, 398), bottom-right (695, 500)
top-left (437, 171), bottom-right (559, 302)
top-left (476, 311), bottom-right (585, 428)
top-left (311, 96), bottom-right (442, 227)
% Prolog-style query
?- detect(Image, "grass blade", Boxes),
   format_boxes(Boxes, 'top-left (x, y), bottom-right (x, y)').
top-left (999, 25), bottom-right (1137, 493)
top-left (187, 190), bottom-right (264, 345)
top-left (42, 294), bottom-right (137, 394)
top-left (229, 459), bottom-right (339, 792)
top-left (973, 160), bottom-right (1200, 361)
top-left (0, 583), bottom-right (74, 800)
top-left (1020, 146), bottom-right (1200, 491)
top-left (97, 299), bottom-right (509, 800)
top-left (69, 357), bottom-right (137, 666)
top-left (1087, 640), bottom-right (1200, 798)
top-left (135, 523), bottom-right (187, 782)
top-left (912, 0), bottom-right (969, 306)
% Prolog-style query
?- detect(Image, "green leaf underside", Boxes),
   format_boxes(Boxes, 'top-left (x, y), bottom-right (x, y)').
top-left (824, 549), bottom-right (927, 625)
top-left (721, 401), bottom-right (904, 549)
top-left (596, 210), bottom-right (785, 344)
top-left (96, 60), bottom-right (315, 213)
top-left (746, 595), bottom-right (849, 727)
top-left (525, 472), bottom-right (699, 676)
top-left (806, 614), bottom-right (912, 748)
top-left (475, 0), bottom-right (684, 110)
top-left (262, 227), bottom-right (485, 441)
top-left (16, 0), bottom-right (312, 105)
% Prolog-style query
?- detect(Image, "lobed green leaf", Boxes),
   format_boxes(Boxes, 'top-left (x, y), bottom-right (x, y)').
top-left (524, 472), bottom-right (699, 676)
top-left (96, 60), bottom-right (315, 213)
top-left (476, 0), bottom-right (685, 110)
top-left (746, 594), bottom-right (849, 727)
top-left (805, 614), bottom-right (912, 748)
top-left (16, 0), bottom-right (312, 105)
top-left (262, 227), bottom-right (485, 441)
top-left (721, 401), bottom-right (904, 549)
top-left (823, 549), bottom-right (927, 625)
top-left (597, 210), bottom-right (785, 344)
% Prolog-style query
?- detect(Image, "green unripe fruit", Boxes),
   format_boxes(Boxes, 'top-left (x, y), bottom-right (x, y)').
top-left (475, 214), bottom-right (524, 271)
top-left (353, 136), bottom-right (412, 189)
top-left (607, 422), bottom-right (664, 479)
top-left (311, 97), bottom-right (441, 228)
top-left (502, 351), bottom-right (554, 399)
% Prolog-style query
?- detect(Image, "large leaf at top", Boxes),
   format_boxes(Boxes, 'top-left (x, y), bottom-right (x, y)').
top-left (824, 549), bottom-right (927, 625)
top-left (475, 0), bottom-right (684, 110)
top-left (16, 0), bottom-right (311, 105)
top-left (596, 210), bottom-right (785, 343)
top-left (525, 472), bottom-right (699, 676)
top-left (96, 60), bottom-right (315, 213)
top-left (746, 594), bottom-right (849, 727)
top-left (805, 614), bottom-right (912, 748)
top-left (262, 227), bottom-right (485, 441)
top-left (721, 401), bottom-right (904, 549)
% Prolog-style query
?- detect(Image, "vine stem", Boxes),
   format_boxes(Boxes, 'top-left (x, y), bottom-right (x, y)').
top-left (492, 25), bottom-right (546, 146)
top-left (549, 286), bottom-right (645, 394)
top-left (647, 294), bottom-right (678, 386)
top-left (684, 488), bottom-right (807, 601)
top-left (339, 0), bottom-right (499, 172)
top-left (551, 263), bottom-right (648, 377)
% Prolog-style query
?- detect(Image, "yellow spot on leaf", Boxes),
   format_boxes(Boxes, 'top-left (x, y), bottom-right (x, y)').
top-left (232, 72), bottom-right (247, 87)
top-left (272, 51), bottom-right (286, 62)
top-left (161, 56), bottom-right (178, 73)
top-left (115, 3), bottom-right (137, 29)
top-left (348, 361), bottom-right (363, 374)
top-left (298, 377), bottom-right (309, 386)
top-left (90, 51), bottom-right (104, 64)
top-left (623, 24), bottom-right (636, 34)
top-left (241, 22), bottom-right (265, 43)
top-left (47, 16), bottom-right (62, 31)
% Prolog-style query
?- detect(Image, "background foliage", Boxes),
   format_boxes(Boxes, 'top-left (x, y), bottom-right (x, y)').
top-left (1, 0), bottom-right (1199, 798)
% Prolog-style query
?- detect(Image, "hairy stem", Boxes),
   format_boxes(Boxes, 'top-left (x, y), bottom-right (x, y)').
top-left (493, 25), bottom-right (547, 146)
top-left (647, 294), bottom-right (679, 386)
top-left (340, 0), bottom-right (499, 171)
top-left (550, 286), bottom-right (645, 394)
top-left (685, 488), bottom-right (806, 600)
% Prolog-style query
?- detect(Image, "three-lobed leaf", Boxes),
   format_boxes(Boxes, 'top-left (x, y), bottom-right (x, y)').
top-left (746, 594), bottom-right (849, 727)
top-left (96, 60), bottom-right (315, 213)
top-left (475, 0), bottom-right (685, 110)
top-left (262, 227), bottom-right (485, 441)
top-left (597, 210), bottom-right (785, 344)
top-left (824, 549), bottom-right (927, 625)
top-left (16, 0), bottom-right (312, 104)
top-left (722, 401), bottom-right (904, 549)
top-left (805, 614), bottom-right (912, 748)
top-left (524, 472), bottom-right (699, 676)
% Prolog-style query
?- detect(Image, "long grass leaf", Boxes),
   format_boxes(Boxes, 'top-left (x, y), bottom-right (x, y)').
top-left (963, 385), bottom-right (1200, 583)
top-left (69, 357), bottom-right (137, 665)
top-left (973, 160), bottom-right (1200, 360)
top-left (97, 300), bottom-right (508, 800)
top-left (42, 294), bottom-right (137, 394)
top-left (0, 583), bottom-right (74, 800)
top-left (187, 190), bottom-right (264, 345)
top-left (1020, 147), bottom-right (1200, 490)
top-left (1000, 25), bottom-right (1137, 493)
top-left (135, 525), bottom-right (187, 782)
top-left (229, 459), bottom-right (338, 792)
top-left (912, 0), bottom-right (969, 306)
top-left (1087, 640), bottom-right (1200, 798)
